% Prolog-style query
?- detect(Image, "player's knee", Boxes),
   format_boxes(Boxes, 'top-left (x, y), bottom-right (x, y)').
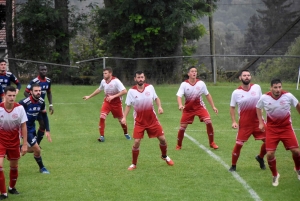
top-left (179, 126), bottom-right (187, 131)
top-left (236, 141), bottom-right (244, 146)
top-left (204, 119), bottom-right (212, 124)
top-left (100, 114), bottom-right (107, 119)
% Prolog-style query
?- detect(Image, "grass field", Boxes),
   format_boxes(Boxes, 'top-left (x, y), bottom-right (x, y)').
top-left (5, 82), bottom-right (300, 201)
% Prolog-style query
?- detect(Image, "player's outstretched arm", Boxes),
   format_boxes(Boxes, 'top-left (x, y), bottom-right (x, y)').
top-left (296, 103), bottom-right (300, 114)
top-left (83, 88), bottom-right (101, 100)
top-left (106, 89), bottom-right (127, 102)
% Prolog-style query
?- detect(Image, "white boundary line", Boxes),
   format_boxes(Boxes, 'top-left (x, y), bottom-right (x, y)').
top-left (184, 133), bottom-right (262, 201)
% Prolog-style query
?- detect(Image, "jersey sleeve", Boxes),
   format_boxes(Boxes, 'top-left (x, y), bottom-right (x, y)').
top-left (115, 79), bottom-right (126, 92)
top-left (201, 82), bottom-right (209, 96)
top-left (10, 74), bottom-right (21, 90)
top-left (98, 80), bottom-right (104, 91)
top-left (151, 85), bottom-right (158, 100)
top-left (230, 90), bottom-right (237, 107)
top-left (19, 106), bottom-right (28, 123)
top-left (176, 83), bottom-right (185, 97)
top-left (256, 95), bottom-right (265, 109)
top-left (125, 89), bottom-right (133, 106)
top-left (25, 80), bottom-right (34, 93)
top-left (287, 93), bottom-right (299, 107)
top-left (47, 80), bottom-right (52, 93)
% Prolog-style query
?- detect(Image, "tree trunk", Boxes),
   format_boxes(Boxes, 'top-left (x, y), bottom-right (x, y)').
top-left (173, 26), bottom-right (183, 83)
top-left (5, 0), bottom-right (17, 75)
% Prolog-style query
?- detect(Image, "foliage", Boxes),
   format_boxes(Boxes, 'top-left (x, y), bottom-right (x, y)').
top-left (0, 4), bottom-right (5, 30)
top-left (256, 36), bottom-right (300, 82)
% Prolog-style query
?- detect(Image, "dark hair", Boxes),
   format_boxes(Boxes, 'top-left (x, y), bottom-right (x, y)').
top-left (38, 64), bottom-right (47, 69)
top-left (30, 83), bottom-right (41, 90)
top-left (4, 86), bottom-right (16, 94)
top-left (187, 66), bottom-right (197, 72)
top-left (0, 59), bottom-right (6, 63)
top-left (103, 67), bottom-right (113, 73)
top-left (271, 78), bottom-right (281, 86)
top-left (240, 70), bottom-right (250, 76)
top-left (134, 70), bottom-right (144, 77)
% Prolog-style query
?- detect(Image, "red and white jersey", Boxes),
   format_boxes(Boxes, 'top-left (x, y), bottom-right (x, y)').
top-left (256, 91), bottom-right (298, 128)
top-left (125, 84), bottom-right (159, 127)
top-left (176, 79), bottom-right (209, 111)
top-left (0, 102), bottom-right (28, 148)
top-left (230, 84), bottom-right (262, 127)
top-left (99, 77), bottom-right (126, 104)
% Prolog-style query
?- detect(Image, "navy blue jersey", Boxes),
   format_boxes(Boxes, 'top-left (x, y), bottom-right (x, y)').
top-left (0, 85), bottom-right (3, 103)
top-left (19, 96), bottom-right (46, 133)
top-left (25, 76), bottom-right (51, 100)
top-left (0, 71), bottom-right (21, 89)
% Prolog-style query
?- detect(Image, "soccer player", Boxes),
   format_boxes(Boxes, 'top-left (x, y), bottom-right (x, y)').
top-left (83, 67), bottom-right (130, 142)
top-left (229, 70), bottom-right (266, 172)
top-left (0, 86), bottom-right (27, 199)
top-left (121, 71), bottom-right (174, 170)
top-left (176, 66), bottom-right (218, 150)
top-left (256, 78), bottom-right (300, 186)
top-left (24, 65), bottom-right (53, 145)
top-left (0, 59), bottom-right (21, 102)
top-left (20, 84), bottom-right (51, 174)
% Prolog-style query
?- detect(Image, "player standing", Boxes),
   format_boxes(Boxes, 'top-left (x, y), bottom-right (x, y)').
top-left (0, 59), bottom-right (21, 102)
top-left (256, 78), bottom-right (300, 186)
top-left (20, 84), bottom-right (51, 174)
top-left (83, 67), bottom-right (130, 142)
top-left (24, 65), bottom-right (53, 145)
top-left (176, 66), bottom-right (218, 150)
top-left (229, 70), bottom-right (266, 172)
top-left (0, 86), bottom-right (27, 199)
top-left (121, 71), bottom-right (174, 170)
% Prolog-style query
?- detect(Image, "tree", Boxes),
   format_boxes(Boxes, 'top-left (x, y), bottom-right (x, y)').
top-left (93, 0), bottom-right (215, 83)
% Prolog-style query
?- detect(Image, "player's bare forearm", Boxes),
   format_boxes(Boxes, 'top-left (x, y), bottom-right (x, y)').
top-left (121, 105), bottom-right (131, 124)
top-left (296, 103), bottom-right (300, 114)
top-left (230, 107), bottom-right (236, 124)
top-left (24, 91), bottom-right (30, 97)
top-left (83, 88), bottom-right (101, 100)
top-left (155, 98), bottom-right (163, 114)
top-left (177, 96), bottom-right (184, 110)
top-left (256, 108), bottom-right (264, 124)
top-left (21, 123), bottom-right (28, 155)
top-left (206, 94), bottom-right (218, 114)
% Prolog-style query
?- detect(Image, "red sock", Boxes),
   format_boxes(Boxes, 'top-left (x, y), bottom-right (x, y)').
top-left (206, 123), bottom-right (214, 144)
top-left (292, 153), bottom-right (300, 170)
top-left (0, 167), bottom-right (6, 194)
top-left (232, 143), bottom-right (243, 165)
top-left (177, 127), bottom-right (185, 147)
top-left (120, 123), bottom-right (128, 134)
top-left (99, 118), bottom-right (105, 136)
top-left (132, 146), bottom-right (139, 165)
top-left (160, 143), bottom-right (167, 156)
top-left (259, 142), bottom-right (266, 158)
top-left (267, 157), bottom-right (278, 177)
top-left (9, 166), bottom-right (18, 189)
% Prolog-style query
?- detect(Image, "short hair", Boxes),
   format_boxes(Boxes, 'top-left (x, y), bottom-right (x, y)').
top-left (0, 59), bottom-right (6, 63)
top-left (30, 83), bottom-right (41, 90)
top-left (187, 66), bottom-right (197, 72)
top-left (38, 64), bottom-right (47, 69)
top-left (103, 67), bottom-right (113, 73)
top-left (4, 86), bottom-right (16, 94)
top-left (271, 78), bottom-right (281, 86)
top-left (134, 70), bottom-right (144, 77)
top-left (240, 70), bottom-right (250, 76)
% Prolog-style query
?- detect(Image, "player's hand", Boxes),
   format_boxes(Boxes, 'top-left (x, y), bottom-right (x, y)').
top-left (178, 105), bottom-right (185, 111)
top-left (232, 122), bottom-right (238, 129)
top-left (83, 96), bottom-right (89, 100)
top-left (16, 89), bottom-right (19, 95)
top-left (49, 105), bottom-right (54, 115)
top-left (121, 117), bottom-right (126, 125)
top-left (212, 106), bottom-right (218, 114)
top-left (21, 144), bottom-right (28, 156)
top-left (259, 123), bottom-right (265, 132)
top-left (45, 131), bottom-right (52, 142)
top-left (158, 107), bottom-right (163, 114)
top-left (106, 95), bottom-right (115, 103)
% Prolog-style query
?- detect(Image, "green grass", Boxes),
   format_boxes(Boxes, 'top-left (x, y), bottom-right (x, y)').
top-left (5, 82), bottom-right (300, 201)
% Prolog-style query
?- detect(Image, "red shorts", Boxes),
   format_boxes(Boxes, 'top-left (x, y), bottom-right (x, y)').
top-left (133, 121), bottom-right (164, 139)
top-left (266, 126), bottom-right (299, 151)
top-left (0, 144), bottom-right (20, 160)
top-left (236, 125), bottom-right (266, 142)
top-left (101, 101), bottom-right (123, 118)
top-left (180, 108), bottom-right (210, 124)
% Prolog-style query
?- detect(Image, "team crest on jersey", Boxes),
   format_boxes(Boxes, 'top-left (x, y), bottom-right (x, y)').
top-left (109, 84), bottom-right (114, 88)
top-left (280, 100), bottom-right (285, 106)
top-left (12, 113), bottom-right (18, 119)
top-left (251, 91), bottom-right (256, 96)
top-left (145, 91), bottom-right (150, 96)
top-left (196, 86), bottom-right (200, 91)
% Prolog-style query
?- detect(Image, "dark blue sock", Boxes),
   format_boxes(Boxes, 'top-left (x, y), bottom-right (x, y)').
top-left (37, 130), bottom-right (45, 145)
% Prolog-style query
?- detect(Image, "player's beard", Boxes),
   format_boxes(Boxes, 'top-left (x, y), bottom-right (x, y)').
top-left (32, 94), bottom-right (41, 100)
top-left (137, 81), bottom-right (144, 86)
top-left (241, 79), bottom-right (250, 85)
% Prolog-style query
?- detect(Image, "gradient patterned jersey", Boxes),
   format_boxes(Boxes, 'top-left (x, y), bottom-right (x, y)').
top-left (0, 102), bottom-right (27, 148)
top-left (25, 76), bottom-right (51, 100)
top-left (19, 96), bottom-right (46, 133)
top-left (0, 71), bottom-right (21, 89)
top-left (125, 84), bottom-right (159, 127)
top-left (256, 91), bottom-right (298, 128)
top-left (230, 84), bottom-right (262, 127)
top-left (176, 79), bottom-right (209, 111)
top-left (99, 77), bottom-right (126, 104)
